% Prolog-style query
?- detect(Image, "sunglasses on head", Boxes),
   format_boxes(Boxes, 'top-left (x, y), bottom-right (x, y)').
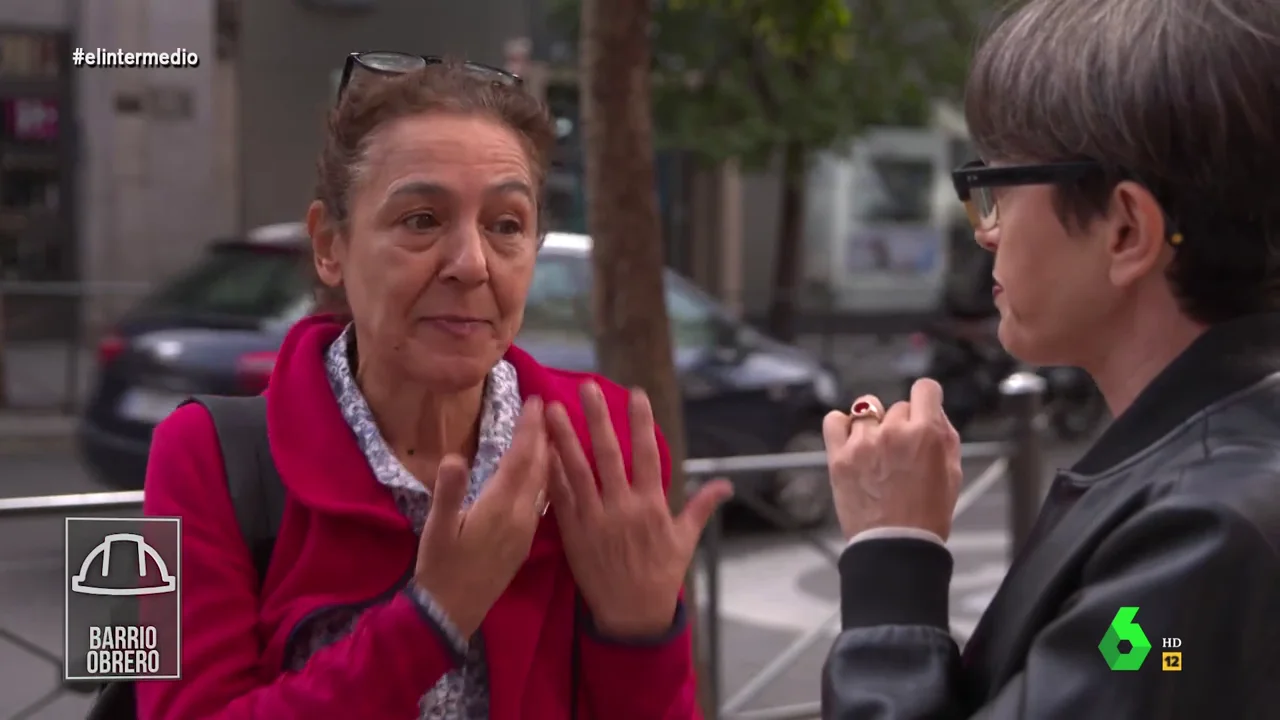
top-left (335, 51), bottom-right (522, 106)
top-left (950, 159), bottom-right (1184, 246)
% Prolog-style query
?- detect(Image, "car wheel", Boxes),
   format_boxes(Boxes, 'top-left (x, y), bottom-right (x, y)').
top-left (767, 428), bottom-right (835, 529)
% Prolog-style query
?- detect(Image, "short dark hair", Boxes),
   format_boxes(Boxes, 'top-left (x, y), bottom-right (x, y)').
top-left (311, 59), bottom-right (555, 315)
top-left (964, 0), bottom-right (1280, 323)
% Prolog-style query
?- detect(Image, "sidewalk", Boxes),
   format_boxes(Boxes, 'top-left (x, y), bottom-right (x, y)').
top-left (0, 411), bottom-right (76, 455)
top-left (0, 451), bottom-right (836, 719)
top-left (2, 611), bottom-right (831, 720)
top-left (0, 503), bottom-right (830, 720)
top-left (0, 606), bottom-right (833, 719)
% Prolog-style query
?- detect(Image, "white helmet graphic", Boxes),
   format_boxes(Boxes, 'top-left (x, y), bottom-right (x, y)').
top-left (72, 533), bottom-right (177, 596)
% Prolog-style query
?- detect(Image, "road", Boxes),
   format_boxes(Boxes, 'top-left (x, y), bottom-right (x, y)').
top-left (0, 436), bottom-right (1092, 719)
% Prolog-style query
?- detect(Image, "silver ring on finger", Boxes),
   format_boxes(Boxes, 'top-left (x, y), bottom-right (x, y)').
top-left (535, 489), bottom-right (549, 516)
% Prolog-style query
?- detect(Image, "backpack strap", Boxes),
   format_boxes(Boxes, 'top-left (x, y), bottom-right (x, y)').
top-left (82, 396), bottom-right (283, 719)
top-left (182, 395), bottom-right (284, 588)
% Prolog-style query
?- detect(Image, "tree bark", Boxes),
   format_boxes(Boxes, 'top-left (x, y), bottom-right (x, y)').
top-left (579, 0), bottom-right (686, 501)
top-left (580, 0), bottom-right (709, 712)
top-left (766, 140), bottom-right (808, 341)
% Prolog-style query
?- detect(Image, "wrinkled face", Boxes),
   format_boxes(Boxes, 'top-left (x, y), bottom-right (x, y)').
top-left (312, 113), bottom-right (539, 391)
top-left (976, 183), bottom-right (1118, 366)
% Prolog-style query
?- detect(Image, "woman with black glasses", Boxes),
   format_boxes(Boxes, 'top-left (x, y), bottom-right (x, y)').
top-left (818, 0), bottom-right (1280, 717)
top-left (134, 54), bottom-right (729, 720)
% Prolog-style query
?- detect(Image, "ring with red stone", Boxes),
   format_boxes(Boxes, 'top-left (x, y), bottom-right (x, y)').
top-left (849, 398), bottom-right (883, 422)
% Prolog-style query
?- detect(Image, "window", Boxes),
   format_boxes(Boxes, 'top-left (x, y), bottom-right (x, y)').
top-left (943, 223), bottom-right (996, 318)
top-left (949, 138), bottom-right (977, 169)
top-left (545, 82), bottom-right (587, 233)
top-left (664, 274), bottom-right (718, 350)
top-left (520, 256), bottom-right (591, 344)
top-left (545, 168), bottom-right (587, 233)
top-left (216, 0), bottom-right (239, 60)
top-left (519, 253), bottom-right (722, 352)
top-left (146, 244), bottom-right (309, 321)
top-left (850, 158), bottom-right (936, 223)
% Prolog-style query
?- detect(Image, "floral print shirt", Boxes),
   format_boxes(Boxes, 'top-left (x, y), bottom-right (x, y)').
top-left (280, 324), bottom-right (522, 719)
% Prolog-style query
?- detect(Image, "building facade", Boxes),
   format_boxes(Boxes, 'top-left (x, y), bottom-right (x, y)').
top-left (238, 0), bottom-right (535, 229)
top-left (1, 0), bottom-right (960, 342)
top-left (0, 0), bottom-right (80, 338)
top-left (0, 0), bottom-right (540, 337)
top-left (0, 0), bottom-right (224, 337)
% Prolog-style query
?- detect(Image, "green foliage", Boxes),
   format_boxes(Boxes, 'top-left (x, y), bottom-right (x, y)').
top-left (550, 0), bottom-right (988, 169)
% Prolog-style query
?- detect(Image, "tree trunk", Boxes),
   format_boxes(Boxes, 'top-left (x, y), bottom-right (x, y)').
top-left (765, 140), bottom-right (808, 341)
top-left (580, 0), bottom-right (709, 712)
top-left (579, 0), bottom-right (686, 505)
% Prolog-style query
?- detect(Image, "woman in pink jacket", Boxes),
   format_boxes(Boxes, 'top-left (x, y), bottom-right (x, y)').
top-left (137, 53), bottom-right (732, 719)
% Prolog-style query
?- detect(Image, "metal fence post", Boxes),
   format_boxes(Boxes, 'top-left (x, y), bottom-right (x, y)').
top-left (63, 290), bottom-right (83, 413)
top-left (999, 371), bottom-right (1047, 559)
top-left (0, 281), bottom-right (6, 408)
top-left (700, 501), bottom-right (724, 719)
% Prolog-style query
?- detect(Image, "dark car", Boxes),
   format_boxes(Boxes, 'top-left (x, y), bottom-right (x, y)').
top-left (79, 223), bottom-right (845, 526)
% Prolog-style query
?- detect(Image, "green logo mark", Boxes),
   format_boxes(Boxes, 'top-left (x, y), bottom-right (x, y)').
top-left (1099, 606), bottom-right (1151, 670)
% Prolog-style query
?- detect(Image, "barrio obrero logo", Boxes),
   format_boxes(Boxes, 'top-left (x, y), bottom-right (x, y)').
top-left (65, 518), bottom-right (182, 681)
top-left (72, 533), bottom-right (177, 596)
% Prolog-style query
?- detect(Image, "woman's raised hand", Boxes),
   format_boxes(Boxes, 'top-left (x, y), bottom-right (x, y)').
top-left (546, 383), bottom-right (734, 638)
top-left (414, 397), bottom-right (551, 638)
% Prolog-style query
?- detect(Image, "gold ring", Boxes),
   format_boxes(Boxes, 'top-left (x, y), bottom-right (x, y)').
top-left (850, 399), bottom-right (883, 422)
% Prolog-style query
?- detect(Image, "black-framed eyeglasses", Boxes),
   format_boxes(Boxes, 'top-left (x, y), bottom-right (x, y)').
top-left (951, 160), bottom-right (1103, 232)
top-left (335, 51), bottom-right (522, 105)
top-left (951, 159), bottom-right (1185, 247)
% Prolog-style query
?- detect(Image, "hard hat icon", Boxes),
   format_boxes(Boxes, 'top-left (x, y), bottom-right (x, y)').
top-left (72, 532), bottom-right (176, 596)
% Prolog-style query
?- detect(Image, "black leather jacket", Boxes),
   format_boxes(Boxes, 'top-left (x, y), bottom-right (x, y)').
top-left (823, 312), bottom-right (1280, 719)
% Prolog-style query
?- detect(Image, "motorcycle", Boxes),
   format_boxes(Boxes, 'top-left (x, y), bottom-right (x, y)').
top-left (1038, 366), bottom-right (1108, 440)
top-left (897, 326), bottom-right (1107, 439)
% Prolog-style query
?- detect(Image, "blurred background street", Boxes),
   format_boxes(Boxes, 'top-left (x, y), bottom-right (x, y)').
top-left (0, 435), bottom-right (1092, 719)
top-left (0, 0), bottom-right (1099, 718)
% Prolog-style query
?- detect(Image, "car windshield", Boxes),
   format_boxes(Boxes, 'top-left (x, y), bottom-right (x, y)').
top-left (520, 252), bottom-right (724, 351)
top-left (145, 243), bottom-right (308, 321)
top-left (145, 242), bottom-right (728, 343)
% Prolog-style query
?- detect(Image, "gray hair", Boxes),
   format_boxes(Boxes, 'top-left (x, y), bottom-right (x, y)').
top-left (964, 0), bottom-right (1280, 321)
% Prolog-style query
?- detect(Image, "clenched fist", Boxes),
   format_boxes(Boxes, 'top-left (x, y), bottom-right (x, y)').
top-left (821, 379), bottom-right (963, 541)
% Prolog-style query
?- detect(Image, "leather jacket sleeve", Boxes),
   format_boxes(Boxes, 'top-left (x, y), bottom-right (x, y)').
top-left (822, 496), bottom-right (1280, 719)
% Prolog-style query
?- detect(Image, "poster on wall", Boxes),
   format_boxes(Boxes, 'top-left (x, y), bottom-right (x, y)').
top-left (4, 98), bottom-right (59, 142)
top-left (0, 32), bottom-right (62, 79)
top-left (844, 224), bottom-right (942, 276)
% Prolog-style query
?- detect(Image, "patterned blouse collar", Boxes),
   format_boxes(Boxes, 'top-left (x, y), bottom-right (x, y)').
top-left (323, 324), bottom-right (522, 515)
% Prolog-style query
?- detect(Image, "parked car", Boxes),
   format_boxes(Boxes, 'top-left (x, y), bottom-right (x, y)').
top-left (79, 223), bottom-right (847, 526)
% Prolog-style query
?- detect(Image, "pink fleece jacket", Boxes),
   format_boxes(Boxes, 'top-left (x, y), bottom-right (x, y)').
top-left (137, 315), bottom-right (700, 719)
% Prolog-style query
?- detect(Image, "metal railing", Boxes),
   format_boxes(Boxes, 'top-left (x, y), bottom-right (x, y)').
top-left (686, 372), bottom-right (1046, 720)
top-left (0, 372), bottom-right (1048, 720)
